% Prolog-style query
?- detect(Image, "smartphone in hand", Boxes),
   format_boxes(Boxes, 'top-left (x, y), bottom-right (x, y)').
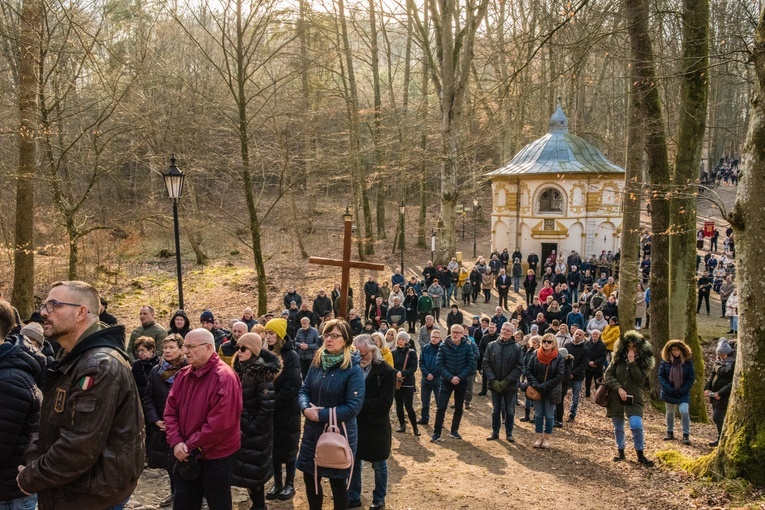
top-left (624, 394), bottom-right (635, 406)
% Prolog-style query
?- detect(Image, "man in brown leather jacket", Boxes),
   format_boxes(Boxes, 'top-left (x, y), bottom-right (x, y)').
top-left (17, 281), bottom-right (145, 510)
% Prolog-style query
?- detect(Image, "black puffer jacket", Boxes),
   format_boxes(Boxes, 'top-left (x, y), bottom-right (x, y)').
top-left (356, 361), bottom-right (396, 462)
top-left (526, 352), bottom-right (566, 404)
top-left (232, 350), bottom-right (281, 489)
top-left (482, 338), bottom-right (523, 392)
top-left (0, 338), bottom-right (44, 502)
top-left (271, 339), bottom-right (302, 464)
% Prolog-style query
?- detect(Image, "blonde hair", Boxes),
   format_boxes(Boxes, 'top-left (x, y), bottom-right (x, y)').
top-left (312, 319), bottom-right (354, 370)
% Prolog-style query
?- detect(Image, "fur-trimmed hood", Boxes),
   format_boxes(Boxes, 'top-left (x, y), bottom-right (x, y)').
top-left (235, 349), bottom-right (282, 383)
top-left (612, 330), bottom-right (654, 370)
top-left (661, 339), bottom-right (692, 363)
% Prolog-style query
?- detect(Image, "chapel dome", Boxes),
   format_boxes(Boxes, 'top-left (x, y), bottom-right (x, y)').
top-left (486, 104), bottom-right (624, 177)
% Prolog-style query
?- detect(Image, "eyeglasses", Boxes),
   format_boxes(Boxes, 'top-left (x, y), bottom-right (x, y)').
top-left (542, 340), bottom-right (554, 344)
top-left (323, 332), bottom-right (344, 340)
top-left (40, 300), bottom-right (89, 314)
top-left (238, 346), bottom-right (249, 353)
top-left (183, 343), bottom-right (206, 350)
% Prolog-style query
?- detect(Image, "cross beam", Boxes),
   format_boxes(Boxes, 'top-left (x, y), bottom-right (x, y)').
top-left (309, 211), bottom-right (385, 319)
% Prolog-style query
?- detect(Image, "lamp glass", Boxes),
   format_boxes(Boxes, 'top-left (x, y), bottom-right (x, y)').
top-left (400, 201), bottom-right (406, 215)
top-left (163, 157), bottom-right (185, 200)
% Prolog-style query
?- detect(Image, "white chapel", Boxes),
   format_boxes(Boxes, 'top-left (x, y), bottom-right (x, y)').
top-left (486, 104), bottom-right (625, 264)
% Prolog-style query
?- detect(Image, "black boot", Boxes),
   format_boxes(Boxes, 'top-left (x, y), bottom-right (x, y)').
top-left (396, 423), bottom-right (406, 433)
top-left (663, 431), bottom-right (674, 441)
top-left (520, 408), bottom-right (531, 422)
top-left (266, 482), bottom-right (283, 500)
top-left (278, 483), bottom-right (295, 501)
top-left (683, 434), bottom-right (691, 445)
top-left (613, 449), bottom-right (625, 462)
top-left (636, 450), bottom-right (654, 467)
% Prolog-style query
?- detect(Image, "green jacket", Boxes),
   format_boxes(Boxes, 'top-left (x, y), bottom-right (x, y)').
top-left (127, 322), bottom-right (167, 361)
top-left (417, 296), bottom-right (434, 314)
top-left (604, 331), bottom-right (654, 418)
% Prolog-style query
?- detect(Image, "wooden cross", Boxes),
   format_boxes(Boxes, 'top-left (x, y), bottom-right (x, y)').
top-left (309, 209), bottom-right (385, 319)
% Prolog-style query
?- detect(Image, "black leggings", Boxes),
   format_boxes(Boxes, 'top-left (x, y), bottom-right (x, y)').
top-left (395, 387), bottom-right (418, 428)
top-left (249, 486), bottom-right (265, 509)
top-left (273, 459), bottom-right (296, 486)
top-left (303, 472), bottom-right (348, 510)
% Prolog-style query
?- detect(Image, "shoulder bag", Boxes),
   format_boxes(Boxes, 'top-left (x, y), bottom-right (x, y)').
top-left (593, 378), bottom-right (611, 407)
top-left (525, 361), bottom-right (549, 401)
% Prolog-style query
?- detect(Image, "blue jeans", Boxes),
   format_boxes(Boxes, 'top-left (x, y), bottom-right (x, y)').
top-left (445, 286), bottom-right (454, 304)
top-left (569, 380), bottom-right (583, 417)
top-left (730, 316), bottom-right (738, 332)
top-left (666, 402), bottom-right (691, 435)
top-left (533, 398), bottom-right (555, 434)
top-left (348, 459), bottom-right (387, 504)
top-left (420, 379), bottom-right (441, 422)
top-left (512, 276), bottom-right (521, 293)
top-left (0, 495), bottom-right (37, 510)
top-left (570, 286), bottom-right (578, 304)
top-left (491, 389), bottom-right (516, 435)
top-left (612, 415), bottom-right (645, 450)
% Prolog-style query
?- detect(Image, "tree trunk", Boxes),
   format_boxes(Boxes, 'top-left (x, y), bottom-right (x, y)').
top-left (695, 7), bottom-right (765, 485)
top-left (369, 0), bottom-right (386, 240)
top-left (619, 65), bottom-right (643, 333)
top-left (337, 0), bottom-right (373, 256)
top-left (415, 0), bottom-right (428, 249)
top-left (626, 0), bottom-right (672, 391)
top-left (187, 180), bottom-right (208, 265)
top-left (669, 0), bottom-right (710, 422)
top-left (11, 0), bottom-right (39, 319)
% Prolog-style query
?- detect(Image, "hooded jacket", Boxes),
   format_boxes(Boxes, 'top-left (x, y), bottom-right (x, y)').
top-left (605, 331), bottom-right (655, 418)
top-left (0, 338), bottom-right (44, 502)
top-left (232, 349), bottom-right (281, 489)
top-left (658, 340), bottom-right (696, 405)
top-left (167, 310), bottom-right (190, 338)
top-left (18, 324), bottom-right (145, 510)
top-left (704, 355), bottom-right (736, 409)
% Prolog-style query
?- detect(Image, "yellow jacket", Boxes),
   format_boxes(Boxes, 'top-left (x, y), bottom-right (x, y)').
top-left (381, 346), bottom-right (394, 367)
top-left (602, 325), bottom-right (621, 351)
top-left (458, 268), bottom-right (469, 287)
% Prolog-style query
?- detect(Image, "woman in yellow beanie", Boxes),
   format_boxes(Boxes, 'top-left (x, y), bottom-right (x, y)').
top-left (264, 318), bottom-right (302, 501)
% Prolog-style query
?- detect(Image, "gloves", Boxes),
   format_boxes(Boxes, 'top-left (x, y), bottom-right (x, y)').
top-left (491, 380), bottom-right (502, 393)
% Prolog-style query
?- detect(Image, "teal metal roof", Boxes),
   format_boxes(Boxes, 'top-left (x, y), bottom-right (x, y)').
top-left (486, 105), bottom-right (624, 177)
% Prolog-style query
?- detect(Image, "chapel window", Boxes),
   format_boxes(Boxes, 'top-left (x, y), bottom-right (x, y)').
top-left (538, 188), bottom-right (563, 213)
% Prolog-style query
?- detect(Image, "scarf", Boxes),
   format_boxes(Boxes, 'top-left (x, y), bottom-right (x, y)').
top-left (321, 350), bottom-right (345, 371)
top-left (669, 357), bottom-right (684, 389)
top-left (158, 355), bottom-right (186, 383)
top-left (537, 346), bottom-right (559, 365)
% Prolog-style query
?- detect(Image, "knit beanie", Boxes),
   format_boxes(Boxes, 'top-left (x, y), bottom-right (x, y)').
top-left (237, 333), bottom-right (263, 355)
top-left (20, 322), bottom-right (44, 345)
top-left (200, 310), bottom-right (214, 323)
top-left (716, 337), bottom-right (733, 355)
top-left (265, 318), bottom-right (288, 340)
top-left (559, 348), bottom-right (569, 358)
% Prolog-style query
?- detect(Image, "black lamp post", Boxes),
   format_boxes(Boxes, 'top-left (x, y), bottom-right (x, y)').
top-left (399, 201), bottom-right (406, 274)
top-left (473, 198), bottom-right (479, 258)
top-left (163, 155), bottom-right (185, 310)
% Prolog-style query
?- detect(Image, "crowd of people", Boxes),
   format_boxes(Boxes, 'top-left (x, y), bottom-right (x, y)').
top-left (0, 241), bottom-right (739, 510)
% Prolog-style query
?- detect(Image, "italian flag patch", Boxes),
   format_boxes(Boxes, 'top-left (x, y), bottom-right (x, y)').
top-left (78, 376), bottom-right (95, 391)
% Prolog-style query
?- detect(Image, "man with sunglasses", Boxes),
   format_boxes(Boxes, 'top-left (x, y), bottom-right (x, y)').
top-left (17, 281), bottom-right (145, 510)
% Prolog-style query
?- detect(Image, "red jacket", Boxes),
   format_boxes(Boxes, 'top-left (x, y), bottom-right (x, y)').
top-left (164, 352), bottom-right (243, 460)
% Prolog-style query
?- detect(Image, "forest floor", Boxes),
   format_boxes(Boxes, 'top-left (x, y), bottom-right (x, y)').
top-left (20, 182), bottom-right (759, 509)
